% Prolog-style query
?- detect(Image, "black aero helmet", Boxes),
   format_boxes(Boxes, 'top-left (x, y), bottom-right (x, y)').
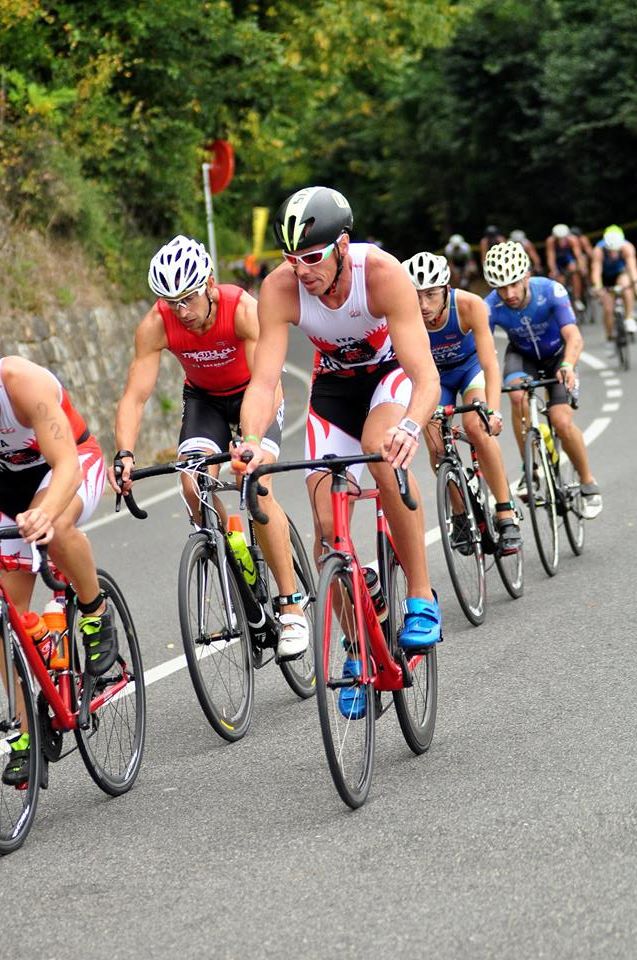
top-left (274, 186), bottom-right (353, 252)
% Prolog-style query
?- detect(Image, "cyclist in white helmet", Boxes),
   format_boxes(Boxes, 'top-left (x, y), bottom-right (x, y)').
top-left (403, 251), bottom-right (521, 554)
top-left (484, 241), bottom-right (602, 518)
top-left (443, 234), bottom-right (478, 289)
top-left (109, 235), bottom-right (309, 659)
top-left (591, 225), bottom-right (637, 344)
top-left (545, 223), bottom-right (586, 311)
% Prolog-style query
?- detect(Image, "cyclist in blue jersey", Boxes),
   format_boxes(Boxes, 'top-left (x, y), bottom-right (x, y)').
top-left (403, 251), bottom-right (521, 554)
top-left (546, 224), bottom-right (586, 312)
top-left (484, 241), bottom-right (602, 519)
top-left (591, 225), bottom-right (637, 344)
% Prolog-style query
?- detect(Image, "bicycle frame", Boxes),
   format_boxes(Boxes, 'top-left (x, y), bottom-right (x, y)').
top-left (434, 401), bottom-right (491, 548)
top-left (246, 454), bottom-right (421, 693)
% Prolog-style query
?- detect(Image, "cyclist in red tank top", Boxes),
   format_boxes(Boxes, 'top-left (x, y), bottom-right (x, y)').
top-left (108, 235), bottom-right (308, 659)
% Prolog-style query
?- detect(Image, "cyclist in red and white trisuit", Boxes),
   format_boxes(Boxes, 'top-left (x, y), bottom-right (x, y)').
top-left (0, 356), bottom-right (114, 785)
top-left (109, 236), bottom-right (308, 659)
top-left (235, 186), bottom-right (442, 653)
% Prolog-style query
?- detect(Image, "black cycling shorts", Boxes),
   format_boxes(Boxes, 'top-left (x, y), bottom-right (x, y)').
top-left (178, 383), bottom-right (283, 458)
top-left (503, 346), bottom-right (571, 407)
top-left (0, 463), bottom-right (50, 520)
top-left (309, 360), bottom-right (401, 441)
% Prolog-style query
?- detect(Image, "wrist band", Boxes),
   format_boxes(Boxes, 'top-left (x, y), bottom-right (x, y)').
top-left (560, 361), bottom-right (573, 369)
top-left (243, 435), bottom-right (261, 444)
top-left (114, 449), bottom-right (135, 462)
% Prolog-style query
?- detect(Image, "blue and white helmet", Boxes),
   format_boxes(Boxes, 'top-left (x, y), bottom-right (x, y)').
top-left (148, 235), bottom-right (212, 298)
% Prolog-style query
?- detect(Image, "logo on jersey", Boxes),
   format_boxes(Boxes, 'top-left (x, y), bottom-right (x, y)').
top-left (180, 345), bottom-right (236, 366)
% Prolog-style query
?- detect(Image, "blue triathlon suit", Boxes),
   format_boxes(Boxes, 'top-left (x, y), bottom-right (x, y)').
top-left (428, 288), bottom-right (483, 404)
top-left (555, 240), bottom-right (576, 271)
top-left (485, 277), bottom-right (576, 406)
top-left (596, 239), bottom-right (626, 287)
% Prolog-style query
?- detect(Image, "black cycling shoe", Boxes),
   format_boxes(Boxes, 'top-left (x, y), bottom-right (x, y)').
top-left (451, 513), bottom-right (474, 556)
top-left (496, 518), bottom-right (522, 556)
top-left (2, 732), bottom-right (30, 787)
top-left (80, 608), bottom-right (119, 677)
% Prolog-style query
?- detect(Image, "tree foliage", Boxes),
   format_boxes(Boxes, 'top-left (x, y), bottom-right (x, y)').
top-left (1, 0), bottom-right (636, 294)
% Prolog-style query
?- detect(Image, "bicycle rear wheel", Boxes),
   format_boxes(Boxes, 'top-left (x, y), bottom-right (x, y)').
top-left (72, 570), bottom-right (146, 796)
top-left (0, 635), bottom-right (41, 855)
top-left (560, 460), bottom-right (585, 556)
top-left (388, 556), bottom-right (437, 754)
top-left (524, 429), bottom-right (559, 576)
top-left (616, 317), bottom-right (631, 371)
top-left (437, 461), bottom-right (486, 625)
top-left (277, 517), bottom-right (316, 699)
top-left (314, 553), bottom-right (375, 809)
top-left (179, 533), bottom-right (254, 742)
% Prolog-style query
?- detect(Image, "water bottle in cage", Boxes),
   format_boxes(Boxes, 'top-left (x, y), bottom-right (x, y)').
top-left (362, 567), bottom-right (388, 623)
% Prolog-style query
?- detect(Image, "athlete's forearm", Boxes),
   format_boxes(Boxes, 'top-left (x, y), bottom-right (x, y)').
top-left (403, 371), bottom-right (441, 428)
top-left (114, 393), bottom-right (146, 453)
top-left (240, 380), bottom-right (279, 441)
top-left (37, 459), bottom-right (83, 522)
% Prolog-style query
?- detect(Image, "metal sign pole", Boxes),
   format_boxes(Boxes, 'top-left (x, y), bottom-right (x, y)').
top-left (202, 163), bottom-right (218, 277)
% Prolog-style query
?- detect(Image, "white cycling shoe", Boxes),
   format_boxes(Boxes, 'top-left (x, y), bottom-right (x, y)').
top-left (277, 613), bottom-right (309, 660)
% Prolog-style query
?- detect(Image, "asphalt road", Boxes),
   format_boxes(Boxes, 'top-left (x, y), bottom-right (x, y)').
top-left (7, 321), bottom-right (637, 960)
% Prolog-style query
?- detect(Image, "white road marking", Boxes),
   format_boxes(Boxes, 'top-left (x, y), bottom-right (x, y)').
top-left (604, 378), bottom-right (621, 387)
top-left (580, 350), bottom-right (608, 370)
top-left (606, 388), bottom-right (623, 398)
top-left (602, 403), bottom-right (620, 413)
top-left (582, 417), bottom-right (611, 445)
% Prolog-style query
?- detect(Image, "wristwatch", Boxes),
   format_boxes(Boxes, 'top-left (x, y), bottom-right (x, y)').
top-left (398, 418), bottom-right (421, 439)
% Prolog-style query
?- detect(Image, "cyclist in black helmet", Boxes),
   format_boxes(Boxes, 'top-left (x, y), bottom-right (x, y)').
top-left (234, 185), bottom-right (443, 655)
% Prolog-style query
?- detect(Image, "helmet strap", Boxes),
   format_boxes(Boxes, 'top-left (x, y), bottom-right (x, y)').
top-left (323, 245), bottom-right (344, 296)
top-left (431, 286), bottom-right (449, 323)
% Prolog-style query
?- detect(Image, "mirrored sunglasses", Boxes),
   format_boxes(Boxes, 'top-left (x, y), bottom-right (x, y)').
top-left (282, 241), bottom-right (336, 267)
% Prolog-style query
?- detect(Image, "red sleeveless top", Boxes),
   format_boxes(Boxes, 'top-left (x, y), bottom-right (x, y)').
top-left (158, 284), bottom-right (251, 396)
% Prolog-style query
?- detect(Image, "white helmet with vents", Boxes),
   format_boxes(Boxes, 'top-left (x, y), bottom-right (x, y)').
top-left (483, 241), bottom-right (531, 287)
top-left (148, 235), bottom-right (212, 299)
top-left (552, 223), bottom-right (570, 239)
top-left (402, 251), bottom-right (451, 290)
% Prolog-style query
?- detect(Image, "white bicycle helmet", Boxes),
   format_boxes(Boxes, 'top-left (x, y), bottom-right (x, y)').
top-left (148, 235), bottom-right (212, 298)
top-left (483, 241), bottom-right (531, 287)
top-left (552, 223), bottom-right (570, 239)
top-left (402, 251), bottom-right (450, 289)
top-left (509, 229), bottom-right (527, 243)
top-left (603, 224), bottom-right (625, 251)
top-left (449, 233), bottom-right (465, 246)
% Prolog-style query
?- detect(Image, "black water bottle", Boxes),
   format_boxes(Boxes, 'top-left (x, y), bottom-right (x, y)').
top-left (362, 567), bottom-right (388, 623)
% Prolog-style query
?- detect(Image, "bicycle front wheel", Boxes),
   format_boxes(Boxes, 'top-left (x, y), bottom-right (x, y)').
top-left (73, 570), bottom-right (146, 796)
top-left (437, 461), bottom-right (486, 625)
top-left (278, 517), bottom-right (316, 699)
top-left (178, 533), bottom-right (254, 742)
top-left (524, 429), bottom-right (559, 576)
top-left (314, 554), bottom-right (375, 809)
top-left (0, 636), bottom-right (41, 855)
top-left (560, 460), bottom-right (585, 556)
top-left (388, 556), bottom-right (437, 754)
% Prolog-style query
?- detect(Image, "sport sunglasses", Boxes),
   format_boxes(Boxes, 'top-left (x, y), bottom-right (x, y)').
top-left (282, 237), bottom-right (341, 267)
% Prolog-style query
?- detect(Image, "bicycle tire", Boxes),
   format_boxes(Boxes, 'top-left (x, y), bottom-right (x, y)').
top-left (178, 533), bottom-right (254, 742)
top-left (0, 634), bottom-right (41, 855)
top-left (278, 517), bottom-right (316, 699)
top-left (476, 474), bottom-right (524, 599)
top-left (436, 460), bottom-right (486, 625)
top-left (72, 570), bottom-right (146, 795)
top-left (615, 311), bottom-right (630, 371)
top-left (388, 556), bottom-right (437, 754)
top-left (524, 429), bottom-right (559, 576)
top-left (314, 553), bottom-right (375, 809)
top-left (560, 459), bottom-right (585, 556)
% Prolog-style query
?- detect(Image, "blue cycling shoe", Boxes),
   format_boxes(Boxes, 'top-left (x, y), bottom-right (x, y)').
top-left (338, 658), bottom-right (366, 720)
top-left (398, 594), bottom-right (441, 651)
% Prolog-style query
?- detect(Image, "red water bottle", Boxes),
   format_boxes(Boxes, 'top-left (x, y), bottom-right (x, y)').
top-left (21, 611), bottom-right (53, 665)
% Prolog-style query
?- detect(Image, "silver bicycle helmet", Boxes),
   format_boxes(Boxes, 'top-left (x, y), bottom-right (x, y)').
top-left (483, 241), bottom-right (531, 287)
top-left (148, 235), bottom-right (212, 299)
top-left (402, 251), bottom-right (451, 289)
